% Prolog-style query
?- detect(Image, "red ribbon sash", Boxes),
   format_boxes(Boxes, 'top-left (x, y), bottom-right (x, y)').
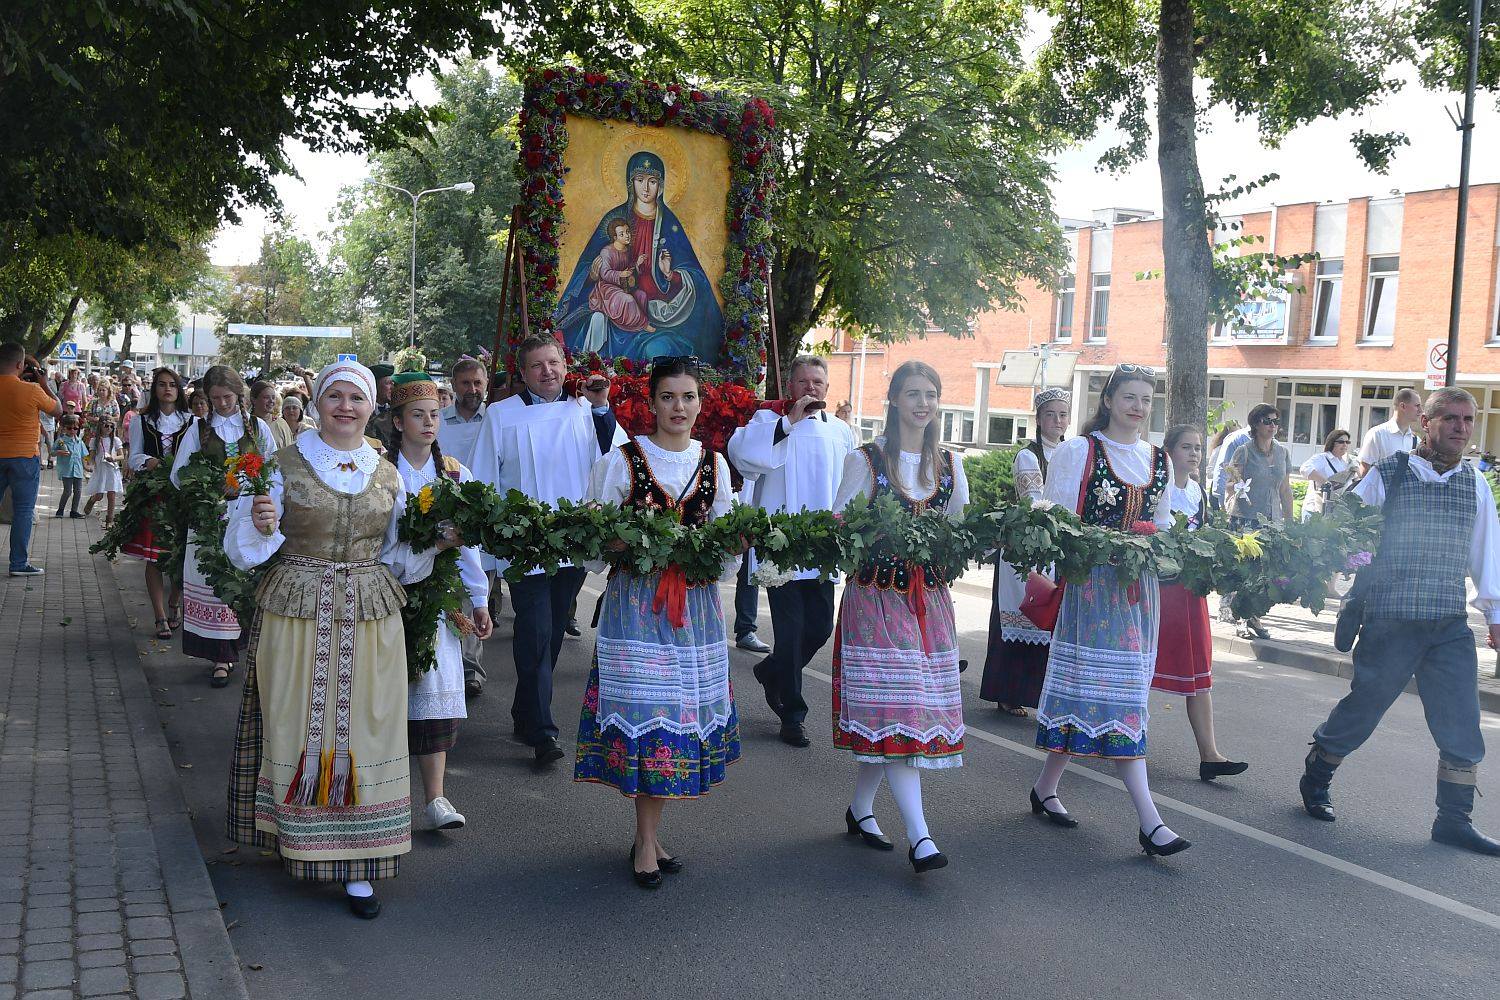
top-left (652, 564), bottom-right (689, 629)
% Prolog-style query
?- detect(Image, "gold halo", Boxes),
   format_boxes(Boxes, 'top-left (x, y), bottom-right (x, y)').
top-left (598, 123), bottom-right (688, 209)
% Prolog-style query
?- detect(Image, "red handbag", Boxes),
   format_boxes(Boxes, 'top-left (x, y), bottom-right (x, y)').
top-left (1018, 436), bottom-right (1094, 632)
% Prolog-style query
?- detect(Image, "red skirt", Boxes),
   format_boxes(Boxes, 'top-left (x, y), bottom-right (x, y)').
top-left (121, 516), bottom-right (167, 562)
top-left (1151, 582), bottom-right (1212, 695)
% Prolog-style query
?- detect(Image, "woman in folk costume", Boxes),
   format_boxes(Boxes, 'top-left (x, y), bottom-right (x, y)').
top-left (223, 360), bottom-right (454, 919)
top-left (169, 365), bottom-right (275, 689)
top-left (1029, 364), bottom-right (1191, 857)
top-left (125, 367), bottom-right (190, 639)
top-left (574, 356), bottom-right (741, 891)
top-left (980, 387), bottom-right (1070, 716)
top-left (831, 360), bottom-right (969, 874)
top-left (1152, 425), bottom-right (1247, 781)
top-left (386, 369), bottom-right (493, 832)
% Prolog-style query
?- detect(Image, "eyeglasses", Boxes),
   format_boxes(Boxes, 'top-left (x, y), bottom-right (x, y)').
top-left (1258, 417), bottom-right (1280, 426)
top-left (1114, 363), bottom-right (1157, 378)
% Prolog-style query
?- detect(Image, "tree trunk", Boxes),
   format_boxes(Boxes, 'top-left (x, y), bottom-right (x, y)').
top-left (770, 245), bottom-right (822, 397)
top-left (1156, 0), bottom-right (1213, 433)
top-left (36, 295), bottom-right (82, 358)
top-left (121, 320), bottom-right (134, 361)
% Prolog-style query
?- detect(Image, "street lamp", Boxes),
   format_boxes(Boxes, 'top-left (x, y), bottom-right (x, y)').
top-left (371, 180), bottom-right (476, 347)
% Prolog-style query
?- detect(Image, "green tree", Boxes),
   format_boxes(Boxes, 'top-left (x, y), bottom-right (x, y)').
top-left (328, 60), bottom-right (522, 367)
top-left (1027, 1), bottom-right (1411, 431)
top-left (649, 0), bottom-right (1066, 383)
top-left (202, 228), bottom-right (331, 373)
top-left (0, 0), bottom-right (649, 259)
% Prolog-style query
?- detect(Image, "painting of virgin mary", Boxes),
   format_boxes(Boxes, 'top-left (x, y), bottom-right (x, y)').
top-left (555, 150), bottom-right (725, 362)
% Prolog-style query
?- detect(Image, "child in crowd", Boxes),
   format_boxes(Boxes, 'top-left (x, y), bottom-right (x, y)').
top-left (53, 415), bottom-right (86, 518)
top-left (82, 417), bottom-right (124, 528)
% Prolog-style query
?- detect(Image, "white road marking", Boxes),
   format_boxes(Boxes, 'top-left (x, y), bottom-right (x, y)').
top-left (804, 667), bottom-right (1500, 932)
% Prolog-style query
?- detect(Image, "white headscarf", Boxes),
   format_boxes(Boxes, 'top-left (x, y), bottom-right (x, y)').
top-left (312, 360), bottom-right (376, 403)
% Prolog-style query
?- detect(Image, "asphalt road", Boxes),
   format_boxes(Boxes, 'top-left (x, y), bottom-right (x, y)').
top-left (119, 563), bottom-right (1500, 1000)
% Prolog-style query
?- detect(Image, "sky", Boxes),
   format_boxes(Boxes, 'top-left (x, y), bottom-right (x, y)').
top-left (209, 65), bottom-right (1500, 268)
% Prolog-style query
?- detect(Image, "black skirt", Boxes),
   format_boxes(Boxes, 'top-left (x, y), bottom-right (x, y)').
top-left (979, 563), bottom-right (1051, 709)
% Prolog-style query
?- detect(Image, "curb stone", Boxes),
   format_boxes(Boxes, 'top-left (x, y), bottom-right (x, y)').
top-left (94, 550), bottom-right (252, 1000)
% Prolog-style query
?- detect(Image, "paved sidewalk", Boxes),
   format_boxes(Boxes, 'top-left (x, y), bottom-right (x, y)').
top-left (0, 492), bottom-right (247, 999)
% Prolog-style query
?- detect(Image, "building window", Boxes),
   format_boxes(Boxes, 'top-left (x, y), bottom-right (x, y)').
top-left (984, 413), bottom-right (1020, 446)
top-left (1088, 275), bottom-right (1110, 342)
top-left (1310, 260), bottom-right (1342, 342)
top-left (1274, 381), bottom-right (1342, 446)
top-left (1054, 275), bottom-right (1075, 343)
top-left (940, 410), bottom-right (976, 445)
top-left (857, 418), bottom-right (882, 444)
top-left (1363, 255), bottom-right (1399, 342)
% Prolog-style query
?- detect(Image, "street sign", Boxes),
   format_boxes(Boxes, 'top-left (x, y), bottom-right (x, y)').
top-left (56, 342), bottom-right (77, 361)
top-left (227, 324), bottom-right (353, 339)
top-left (97, 347), bottom-right (117, 364)
top-left (337, 353), bottom-right (358, 363)
top-left (1426, 339), bottom-right (1448, 390)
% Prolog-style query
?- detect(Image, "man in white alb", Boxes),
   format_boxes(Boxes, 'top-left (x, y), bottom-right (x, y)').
top-left (469, 335), bottom-right (624, 765)
top-left (728, 355), bottom-right (856, 748)
top-left (1358, 387), bottom-right (1421, 477)
top-left (439, 356), bottom-right (491, 695)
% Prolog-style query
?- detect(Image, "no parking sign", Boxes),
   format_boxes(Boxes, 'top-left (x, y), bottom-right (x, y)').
top-left (1426, 339), bottom-right (1448, 390)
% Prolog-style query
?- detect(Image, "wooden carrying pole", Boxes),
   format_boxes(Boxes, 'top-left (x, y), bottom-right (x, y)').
top-left (765, 277), bottom-right (783, 399)
top-left (491, 205), bottom-right (520, 380)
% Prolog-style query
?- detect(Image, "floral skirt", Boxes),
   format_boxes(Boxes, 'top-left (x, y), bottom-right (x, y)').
top-left (1151, 582), bottom-right (1212, 695)
top-left (1036, 566), bottom-right (1159, 759)
top-left (831, 582), bottom-right (964, 768)
top-left (573, 572), bottom-right (740, 799)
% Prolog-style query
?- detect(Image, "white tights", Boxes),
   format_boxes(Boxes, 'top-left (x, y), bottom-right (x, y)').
top-left (850, 762), bottom-right (939, 858)
top-left (1033, 754), bottom-right (1179, 846)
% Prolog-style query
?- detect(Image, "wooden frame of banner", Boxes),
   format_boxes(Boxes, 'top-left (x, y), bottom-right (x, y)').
top-left (490, 204), bottom-right (531, 392)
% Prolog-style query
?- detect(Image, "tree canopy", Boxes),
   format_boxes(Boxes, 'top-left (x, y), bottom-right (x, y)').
top-left (647, 0), bottom-right (1067, 379)
top-left (327, 61), bottom-right (523, 366)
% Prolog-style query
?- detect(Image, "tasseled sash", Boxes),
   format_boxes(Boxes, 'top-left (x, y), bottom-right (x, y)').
top-left (281, 553), bottom-right (380, 807)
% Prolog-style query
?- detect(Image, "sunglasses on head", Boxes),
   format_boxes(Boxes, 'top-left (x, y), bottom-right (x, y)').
top-left (650, 355), bottom-right (699, 373)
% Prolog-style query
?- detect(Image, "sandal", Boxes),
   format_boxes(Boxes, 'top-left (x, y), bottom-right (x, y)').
top-left (155, 618), bottom-right (172, 640)
top-left (210, 664), bottom-right (233, 688)
top-left (167, 605), bottom-right (182, 631)
top-left (1002, 704), bottom-right (1030, 718)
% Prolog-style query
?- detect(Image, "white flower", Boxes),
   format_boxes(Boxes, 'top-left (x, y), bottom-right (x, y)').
top-left (751, 559), bottom-right (798, 589)
top-left (1031, 499), bottom-right (1056, 511)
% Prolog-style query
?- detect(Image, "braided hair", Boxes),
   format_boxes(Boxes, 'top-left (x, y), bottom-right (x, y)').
top-left (385, 401), bottom-right (450, 478)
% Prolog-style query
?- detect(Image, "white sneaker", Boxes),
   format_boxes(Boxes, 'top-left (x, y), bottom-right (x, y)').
top-left (424, 796), bottom-right (465, 831)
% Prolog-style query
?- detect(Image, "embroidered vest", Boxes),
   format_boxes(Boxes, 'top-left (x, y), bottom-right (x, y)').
top-left (196, 416), bottom-right (256, 464)
top-left (1366, 455), bottom-right (1474, 621)
top-left (1079, 437), bottom-right (1169, 529)
top-left (252, 444), bottom-right (406, 622)
top-left (853, 444), bottom-right (956, 590)
top-left (140, 413), bottom-right (188, 460)
top-left (620, 440), bottom-right (718, 528)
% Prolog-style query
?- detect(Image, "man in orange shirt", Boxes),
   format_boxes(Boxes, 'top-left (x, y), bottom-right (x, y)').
top-left (0, 342), bottom-right (63, 576)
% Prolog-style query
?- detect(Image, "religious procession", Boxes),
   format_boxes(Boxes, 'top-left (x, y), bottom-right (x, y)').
top-left (6, 7), bottom-right (1500, 998)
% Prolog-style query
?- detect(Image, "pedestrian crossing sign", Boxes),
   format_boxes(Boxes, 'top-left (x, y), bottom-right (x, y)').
top-left (338, 353), bottom-right (358, 363)
top-left (57, 342), bottom-right (77, 361)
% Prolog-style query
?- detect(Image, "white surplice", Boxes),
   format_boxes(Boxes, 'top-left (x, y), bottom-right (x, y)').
top-left (728, 408), bottom-right (855, 579)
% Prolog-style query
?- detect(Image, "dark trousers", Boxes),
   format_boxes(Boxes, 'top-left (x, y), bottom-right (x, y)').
top-left (734, 558), bottom-right (760, 639)
top-left (758, 579), bottom-right (836, 726)
top-left (508, 566), bottom-right (586, 744)
top-left (1314, 616), bottom-right (1485, 770)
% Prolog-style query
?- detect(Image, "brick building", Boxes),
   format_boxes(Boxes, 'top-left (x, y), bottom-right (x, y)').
top-left (822, 183), bottom-right (1500, 466)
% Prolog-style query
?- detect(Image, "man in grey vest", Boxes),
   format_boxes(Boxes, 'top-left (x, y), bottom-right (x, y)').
top-left (1300, 387), bottom-right (1500, 855)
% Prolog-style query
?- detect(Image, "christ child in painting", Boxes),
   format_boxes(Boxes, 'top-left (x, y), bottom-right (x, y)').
top-left (587, 217), bottom-right (655, 333)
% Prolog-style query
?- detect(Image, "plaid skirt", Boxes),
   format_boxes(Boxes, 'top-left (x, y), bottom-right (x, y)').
top-left (408, 718), bottom-right (460, 756)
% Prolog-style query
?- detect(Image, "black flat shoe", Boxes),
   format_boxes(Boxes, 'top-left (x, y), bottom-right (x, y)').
top-left (778, 724), bottom-right (810, 748)
top-left (1139, 824), bottom-right (1192, 857)
top-left (844, 807), bottom-right (894, 850)
top-left (752, 661), bottom-right (781, 716)
top-left (657, 854), bottom-right (684, 874)
top-left (533, 737), bottom-right (565, 765)
top-left (1030, 788), bottom-right (1079, 828)
top-left (210, 665), bottom-right (232, 688)
top-left (908, 837), bottom-right (948, 873)
top-left (347, 892), bottom-right (381, 919)
top-left (629, 847), bottom-right (662, 889)
top-left (1199, 760), bottom-right (1249, 782)
top-left (1432, 820), bottom-right (1500, 856)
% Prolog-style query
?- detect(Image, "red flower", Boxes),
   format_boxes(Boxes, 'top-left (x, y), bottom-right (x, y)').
top-left (237, 453), bottom-right (264, 477)
top-left (1129, 520), bottom-right (1158, 536)
top-left (524, 151), bottom-right (543, 169)
top-left (690, 90), bottom-right (705, 102)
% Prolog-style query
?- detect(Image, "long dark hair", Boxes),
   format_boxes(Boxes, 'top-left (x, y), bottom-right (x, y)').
top-left (142, 367), bottom-right (184, 422)
top-left (385, 400), bottom-right (447, 475)
top-left (882, 360), bottom-right (944, 491)
top-left (1081, 365), bottom-right (1156, 436)
top-left (648, 355), bottom-right (701, 397)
